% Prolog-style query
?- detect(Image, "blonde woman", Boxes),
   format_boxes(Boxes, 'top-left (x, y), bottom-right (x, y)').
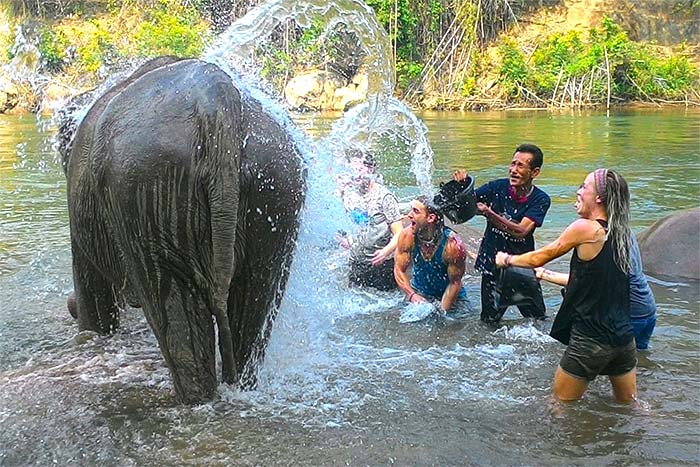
top-left (495, 169), bottom-right (636, 403)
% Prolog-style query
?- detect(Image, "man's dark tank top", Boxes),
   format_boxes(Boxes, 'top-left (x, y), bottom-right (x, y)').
top-left (410, 227), bottom-right (467, 300)
top-left (550, 220), bottom-right (633, 347)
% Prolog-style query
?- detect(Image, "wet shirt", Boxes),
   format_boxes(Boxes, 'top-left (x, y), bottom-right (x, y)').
top-left (629, 235), bottom-right (657, 319)
top-left (475, 179), bottom-right (550, 274)
top-left (410, 227), bottom-right (467, 300)
top-left (551, 222), bottom-right (633, 347)
top-left (350, 184), bottom-right (402, 262)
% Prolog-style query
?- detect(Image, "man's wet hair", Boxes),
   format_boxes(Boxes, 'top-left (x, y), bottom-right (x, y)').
top-left (346, 147), bottom-right (378, 170)
top-left (514, 143), bottom-right (544, 170)
top-left (416, 195), bottom-right (444, 223)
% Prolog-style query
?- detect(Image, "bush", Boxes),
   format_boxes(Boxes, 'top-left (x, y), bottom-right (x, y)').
top-left (134, 5), bottom-right (210, 58)
top-left (495, 16), bottom-right (699, 104)
top-left (38, 27), bottom-right (69, 71)
top-left (0, 6), bottom-right (15, 63)
top-left (497, 38), bottom-right (528, 96)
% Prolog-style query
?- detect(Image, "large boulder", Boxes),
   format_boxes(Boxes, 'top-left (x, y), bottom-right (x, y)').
top-left (284, 67), bottom-right (368, 111)
top-left (637, 208), bottom-right (700, 281)
top-left (0, 73), bottom-right (19, 113)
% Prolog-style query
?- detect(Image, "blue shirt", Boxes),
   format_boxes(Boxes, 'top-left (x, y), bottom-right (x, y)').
top-left (475, 179), bottom-right (551, 274)
top-left (411, 227), bottom-right (467, 300)
top-left (629, 236), bottom-right (657, 319)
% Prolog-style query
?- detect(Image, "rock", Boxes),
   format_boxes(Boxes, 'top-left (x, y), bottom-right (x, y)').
top-left (285, 68), bottom-right (368, 111)
top-left (0, 73), bottom-right (19, 113)
top-left (39, 82), bottom-right (75, 115)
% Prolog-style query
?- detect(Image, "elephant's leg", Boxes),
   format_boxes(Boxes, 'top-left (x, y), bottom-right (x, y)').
top-left (141, 284), bottom-right (218, 404)
top-left (70, 239), bottom-right (120, 333)
top-left (226, 161), bottom-right (305, 387)
top-left (67, 292), bottom-right (76, 319)
top-left (109, 161), bottom-right (238, 404)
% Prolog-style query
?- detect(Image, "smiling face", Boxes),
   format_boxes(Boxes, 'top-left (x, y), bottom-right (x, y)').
top-left (575, 172), bottom-right (601, 218)
top-left (408, 200), bottom-right (436, 233)
top-left (508, 151), bottom-right (540, 188)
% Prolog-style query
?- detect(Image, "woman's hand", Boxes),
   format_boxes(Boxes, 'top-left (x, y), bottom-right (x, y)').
top-left (495, 251), bottom-right (511, 268)
top-left (534, 267), bottom-right (545, 281)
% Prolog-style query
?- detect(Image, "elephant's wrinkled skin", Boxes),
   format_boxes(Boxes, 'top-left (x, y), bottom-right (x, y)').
top-left (62, 58), bottom-right (306, 404)
top-left (637, 208), bottom-right (699, 281)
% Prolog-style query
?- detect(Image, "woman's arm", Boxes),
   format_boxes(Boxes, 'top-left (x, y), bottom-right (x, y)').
top-left (535, 267), bottom-right (570, 286)
top-left (495, 218), bottom-right (597, 269)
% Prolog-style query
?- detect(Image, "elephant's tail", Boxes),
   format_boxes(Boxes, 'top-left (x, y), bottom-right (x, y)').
top-left (187, 68), bottom-right (244, 388)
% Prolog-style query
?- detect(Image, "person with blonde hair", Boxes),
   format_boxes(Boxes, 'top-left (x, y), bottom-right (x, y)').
top-left (495, 168), bottom-right (637, 403)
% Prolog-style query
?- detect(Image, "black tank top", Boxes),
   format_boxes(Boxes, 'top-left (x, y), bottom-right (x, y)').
top-left (550, 220), bottom-right (633, 346)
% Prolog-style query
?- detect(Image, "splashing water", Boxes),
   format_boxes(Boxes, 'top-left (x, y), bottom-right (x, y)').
top-left (26, 0), bottom-right (540, 429)
top-left (203, 0), bottom-right (394, 96)
top-left (202, 0), bottom-right (434, 193)
top-left (194, 0), bottom-right (444, 420)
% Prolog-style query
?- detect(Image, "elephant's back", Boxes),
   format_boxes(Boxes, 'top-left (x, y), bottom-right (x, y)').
top-left (87, 60), bottom-right (242, 192)
top-left (637, 208), bottom-right (700, 281)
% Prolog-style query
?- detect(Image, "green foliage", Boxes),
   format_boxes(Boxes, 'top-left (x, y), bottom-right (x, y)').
top-left (258, 43), bottom-right (293, 92)
top-left (75, 21), bottom-right (114, 73)
top-left (497, 38), bottom-right (528, 96)
top-left (626, 47), bottom-right (697, 99)
top-left (495, 16), bottom-right (698, 104)
top-left (365, 0), bottom-right (441, 90)
top-left (37, 27), bottom-right (69, 72)
top-left (134, 2), bottom-right (210, 58)
top-left (460, 76), bottom-right (476, 97)
top-left (0, 5), bottom-right (15, 63)
top-left (396, 60), bottom-right (422, 89)
top-left (255, 18), bottom-right (333, 92)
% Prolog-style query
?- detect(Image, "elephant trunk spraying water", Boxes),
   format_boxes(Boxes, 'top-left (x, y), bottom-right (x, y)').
top-left (60, 58), bottom-right (306, 404)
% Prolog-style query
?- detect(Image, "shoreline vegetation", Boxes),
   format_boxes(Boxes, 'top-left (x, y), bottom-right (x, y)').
top-left (1, 0), bottom-right (698, 114)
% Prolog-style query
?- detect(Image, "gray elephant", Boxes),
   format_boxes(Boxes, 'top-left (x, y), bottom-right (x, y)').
top-left (60, 57), bottom-right (306, 404)
top-left (637, 208), bottom-right (699, 281)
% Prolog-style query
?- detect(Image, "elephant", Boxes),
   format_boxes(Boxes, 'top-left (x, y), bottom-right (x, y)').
top-left (60, 57), bottom-right (307, 404)
top-left (637, 208), bottom-right (699, 281)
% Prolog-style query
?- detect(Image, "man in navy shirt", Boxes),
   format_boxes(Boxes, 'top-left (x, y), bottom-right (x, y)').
top-left (454, 143), bottom-right (551, 324)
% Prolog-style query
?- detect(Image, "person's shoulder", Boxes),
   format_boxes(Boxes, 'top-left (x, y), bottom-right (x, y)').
top-left (397, 225), bottom-right (415, 247)
top-left (445, 226), bottom-right (463, 239)
top-left (477, 178), bottom-right (507, 198)
top-left (478, 178), bottom-right (508, 189)
top-left (531, 185), bottom-right (551, 202)
top-left (445, 230), bottom-right (467, 260)
top-left (565, 218), bottom-right (603, 238)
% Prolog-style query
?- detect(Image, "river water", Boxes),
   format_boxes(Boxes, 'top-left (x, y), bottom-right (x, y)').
top-left (0, 108), bottom-right (699, 466)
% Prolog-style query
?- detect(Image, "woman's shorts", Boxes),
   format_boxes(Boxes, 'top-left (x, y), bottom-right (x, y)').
top-left (559, 330), bottom-right (637, 382)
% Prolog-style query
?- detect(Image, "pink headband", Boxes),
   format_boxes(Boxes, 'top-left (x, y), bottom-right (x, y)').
top-left (594, 168), bottom-right (608, 200)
